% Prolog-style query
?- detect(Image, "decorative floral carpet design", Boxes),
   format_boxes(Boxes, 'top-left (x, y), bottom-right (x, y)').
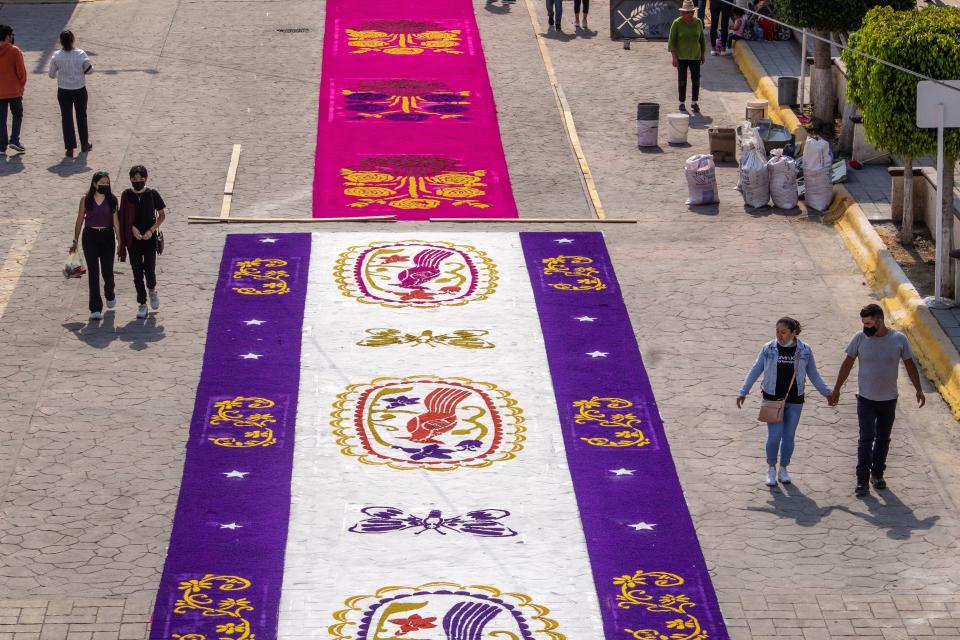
top-left (150, 233), bottom-right (729, 640)
top-left (312, 1), bottom-right (517, 219)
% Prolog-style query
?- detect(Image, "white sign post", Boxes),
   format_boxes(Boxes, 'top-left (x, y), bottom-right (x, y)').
top-left (916, 80), bottom-right (960, 307)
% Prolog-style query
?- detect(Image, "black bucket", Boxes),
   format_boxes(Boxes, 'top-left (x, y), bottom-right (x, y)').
top-left (778, 77), bottom-right (799, 107)
top-left (637, 102), bottom-right (660, 121)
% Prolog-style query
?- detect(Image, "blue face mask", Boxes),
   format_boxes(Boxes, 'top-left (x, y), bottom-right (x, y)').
top-left (779, 339), bottom-right (795, 347)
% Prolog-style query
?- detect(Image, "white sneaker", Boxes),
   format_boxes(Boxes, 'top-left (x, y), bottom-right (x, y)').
top-left (765, 467), bottom-right (777, 487)
top-left (137, 304), bottom-right (148, 319)
top-left (89, 311), bottom-right (103, 320)
top-left (149, 289), bottom-right (160, 310)
top-left (778, 467), bottom-right (792, 484)
top-left (106, 297), bottom-right (116, 309)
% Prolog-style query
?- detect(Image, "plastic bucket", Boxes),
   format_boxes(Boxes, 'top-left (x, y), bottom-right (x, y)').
top-left (636, 102), bottom-right (660, 121)
top-left (666, 112), bottom-right (690, 145)
top-left (637, 120), bottom-right (659, 147)
top-left (778, 76), bottom-right (799, 107)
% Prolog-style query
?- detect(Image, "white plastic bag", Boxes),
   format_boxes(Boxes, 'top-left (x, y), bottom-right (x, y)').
top-left (802, 136), bottom-right (834, 211)
top-left (740, 138), bottom-right (770, 207)
top-left (63, 250), bottom-right (85, 279)
top-left (685, 154), bottom-right (719, 205)
top-left (767, 149), bottom-right (798, 209)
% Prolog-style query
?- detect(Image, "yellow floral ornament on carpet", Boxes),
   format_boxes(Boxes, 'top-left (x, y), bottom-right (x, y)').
top-left (342, 155), bottom-right (490, 210)
top-left (346, 20), bottom-right (463, 55)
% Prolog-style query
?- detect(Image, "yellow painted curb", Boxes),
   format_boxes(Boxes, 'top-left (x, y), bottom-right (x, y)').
top-left (731, 40), bottom-right (960, 419)
top-left (731, 42), bottom-right (802, 133)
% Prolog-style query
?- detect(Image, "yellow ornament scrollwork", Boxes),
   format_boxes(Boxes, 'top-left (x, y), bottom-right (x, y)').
top-left (173, 574), bottom-right (255, 640)
top-left (232, 259), bottom-right (291, 296)
top-left (573, 397), bottom-right (650, 448)
top-left (614, 570), bottom-right (707, 640)
top-left (208, 397), bottom-right (277, 449)
top-left (542, 255), bottom-right (607, 291)
top-left (357, 328), bottom-right (495, 349)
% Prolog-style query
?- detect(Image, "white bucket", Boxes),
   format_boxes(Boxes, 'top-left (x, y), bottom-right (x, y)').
top-left (666, 113), bottom-right (690, 145)
top-left (637, 119), bottom-right (658, 147)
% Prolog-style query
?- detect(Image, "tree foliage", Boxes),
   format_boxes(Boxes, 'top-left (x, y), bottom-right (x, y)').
top-left (774, 0), bottom-right (915, 33)
top-left (843, 6), bottom-right (960, 159)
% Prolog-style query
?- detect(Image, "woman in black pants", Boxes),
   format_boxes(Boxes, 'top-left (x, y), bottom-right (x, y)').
top-left (70, 171), bottom-right (119, 320)
top-left (48, 30), bottom-right (93, 157)
top-left (574, 0), bottom-right (589, 29)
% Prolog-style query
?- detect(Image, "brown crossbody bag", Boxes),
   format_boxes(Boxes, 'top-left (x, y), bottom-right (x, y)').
top-left (757, 348), bottom-right (798, 423)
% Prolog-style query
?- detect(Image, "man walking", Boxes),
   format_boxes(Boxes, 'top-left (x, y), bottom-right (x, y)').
top-left (0, 24), bottom-right (27, 154)
top-left (546, 0), bottom-right (564, 31)
top-left (828, 304), bottom-right (925, 497)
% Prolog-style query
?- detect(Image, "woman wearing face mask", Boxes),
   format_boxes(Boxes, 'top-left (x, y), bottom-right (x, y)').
top-left (736, 317), bottom-right (832, 487)
top-left (118, 165), bottom-right (166, 319)
top-left (70, 170), bottom-right (119, 320)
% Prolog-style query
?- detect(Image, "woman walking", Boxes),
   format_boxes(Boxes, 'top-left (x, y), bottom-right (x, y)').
top-left (737, 317), bottom-right (832, 486)
top-left (668, 0), bottom-right (707, 114)
top-left (118, 165), bottom-right (166, 319)
top-left (48, 30), bottom-right (93, 157)
top-left (70, 171), bottom-right (119, 320)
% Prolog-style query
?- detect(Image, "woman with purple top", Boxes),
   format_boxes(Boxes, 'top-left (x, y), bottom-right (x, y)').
top-left (70, 170), bottom-right (119, 320)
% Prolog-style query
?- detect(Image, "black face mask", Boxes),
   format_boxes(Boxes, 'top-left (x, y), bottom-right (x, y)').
top-left (131, 181), bottom-right (146, 191)
top-left (97, 185), bottom-right (111, 195)
top-left (863, 326), bottom-right (878, 337)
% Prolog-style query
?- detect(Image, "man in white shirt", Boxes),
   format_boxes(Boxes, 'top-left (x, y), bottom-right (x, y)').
top-left (48, 30), bottom-right (93, 156)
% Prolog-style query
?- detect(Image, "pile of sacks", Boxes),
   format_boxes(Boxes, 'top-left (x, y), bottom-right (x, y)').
top-left (736, 122), bottom-right (801, 209)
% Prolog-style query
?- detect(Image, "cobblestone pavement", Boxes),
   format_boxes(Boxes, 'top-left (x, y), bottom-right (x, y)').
top-left (1, 1), bottom-right (960, 639)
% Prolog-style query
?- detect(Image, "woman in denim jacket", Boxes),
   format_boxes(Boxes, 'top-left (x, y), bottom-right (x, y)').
top-left (737, 317), bottom-right (831, 487)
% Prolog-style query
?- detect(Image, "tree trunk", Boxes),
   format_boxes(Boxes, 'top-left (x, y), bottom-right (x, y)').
top-left (838, 103), bottom-right (856, 156)
top-left (901, 157), bottom-right (914, 245)
top-left (810, 31), bottom-right (835, 135)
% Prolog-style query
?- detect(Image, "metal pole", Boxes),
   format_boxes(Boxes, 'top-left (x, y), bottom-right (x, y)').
top-left (935, 102), bottom-right (945, 304)
top-left (799, 29), bottom-right (807, 113)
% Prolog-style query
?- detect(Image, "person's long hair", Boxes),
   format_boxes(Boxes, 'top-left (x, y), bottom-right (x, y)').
top-left (60, 30), bottom-right (75, 51)
top-left (85, 171), bottom-right (118, 212)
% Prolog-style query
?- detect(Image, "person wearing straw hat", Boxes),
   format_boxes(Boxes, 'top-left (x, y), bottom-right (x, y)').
top-left (668, 0), bottom-right (707, 114)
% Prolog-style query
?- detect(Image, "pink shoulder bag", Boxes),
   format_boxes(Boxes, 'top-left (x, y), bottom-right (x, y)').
top-left (757, 349), bottom-right (798, 423)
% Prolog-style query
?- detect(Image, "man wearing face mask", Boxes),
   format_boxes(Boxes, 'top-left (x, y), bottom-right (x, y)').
top-left (118, 165), bottom-right (166, 319)
top-left (828, 304), bottom-right (925, 497)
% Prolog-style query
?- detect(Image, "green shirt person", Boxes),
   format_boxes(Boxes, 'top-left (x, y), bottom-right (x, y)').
top-left (667, 0), bottom-right (707, 114)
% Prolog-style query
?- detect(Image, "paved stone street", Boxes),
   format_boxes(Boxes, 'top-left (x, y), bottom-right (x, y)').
top-left (1, 0), bottom-right (959, 639)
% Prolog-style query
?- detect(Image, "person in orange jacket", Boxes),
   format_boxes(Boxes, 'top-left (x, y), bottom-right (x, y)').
top-left (0, 24), bottom-right (27, 154)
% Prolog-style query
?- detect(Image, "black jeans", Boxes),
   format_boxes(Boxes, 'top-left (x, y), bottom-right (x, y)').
top-left (129, 238), bottom-right (157, 305)
top-left (57, 87), bottom-right (89, 150)
top-left (574, 0), bottom-right (589, 15)
top-left (709, 0), bottom-right (732, 51)
top-left (856, 395), bottom-right (898, 482)
top-left (81, 227), bottom-right (116, 313)
top-left (545, 0), bottom-right (562, 24)
top-left (677, 59), bottom-right (701, 103)
top-left (0, 96), bottom-right (23, 148)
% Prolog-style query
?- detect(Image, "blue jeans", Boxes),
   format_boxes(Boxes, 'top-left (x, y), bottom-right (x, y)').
top-left (546, 0), bottom-right (562, 24)
top-left (766, 402), bottom-right (803, 466)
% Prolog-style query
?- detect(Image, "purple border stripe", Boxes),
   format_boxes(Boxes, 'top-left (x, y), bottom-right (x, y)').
top-left (520, 232), bottom-right (729, 640)
top-left (149, 233), bottom-right (311, 640)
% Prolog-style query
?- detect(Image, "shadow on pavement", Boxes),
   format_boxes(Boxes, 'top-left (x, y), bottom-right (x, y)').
top-left (63, 313), bottom-right (166, 351)
top-left (47, 153), bottom-right (92, 177)
top-left (483, 2), bottom-right (513, 14)
top-left (749, 483), bottom-right (940, 540)
top-left (748, 482), bottom-right (837, 527)
top-left (688, 204), bottom-right (719, 216)
top-left (836, 488), bottom-right (941, 541)
top-left (542, 29), bottom-right (576, 41)
top-left (0, 154), bottom-right (25, 177)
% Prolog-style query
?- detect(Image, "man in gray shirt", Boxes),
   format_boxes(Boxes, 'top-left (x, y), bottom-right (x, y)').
top-left (829, 304), bottom-right (925, 497)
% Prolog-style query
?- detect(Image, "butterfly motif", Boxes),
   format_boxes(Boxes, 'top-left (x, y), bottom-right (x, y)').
top-left (357, 328), bottom-right (495, 349)
top-left (349, 506), bottom-right (518, 537)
